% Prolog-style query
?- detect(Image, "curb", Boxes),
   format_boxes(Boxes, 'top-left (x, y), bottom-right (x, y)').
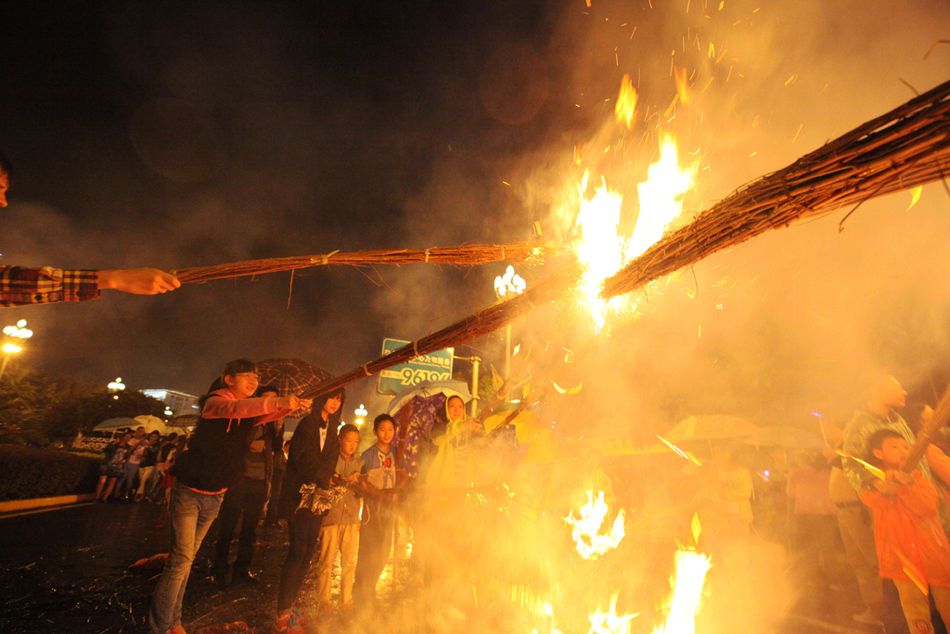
top-left (0, 493), bottom-right (96, 515)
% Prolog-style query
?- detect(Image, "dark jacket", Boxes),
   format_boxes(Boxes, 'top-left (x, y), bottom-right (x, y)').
top-left (237, 419), bottom-right (281, 482)
top-left (172, 389), bottom-right (290, 493)
top-left (278, 399), bottom-right (344, 518)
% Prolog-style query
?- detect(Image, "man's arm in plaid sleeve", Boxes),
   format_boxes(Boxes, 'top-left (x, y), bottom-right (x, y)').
top-left (0, 266), bottom-right (179, 307)
top-left (0, 266), bottom-right (99, 306)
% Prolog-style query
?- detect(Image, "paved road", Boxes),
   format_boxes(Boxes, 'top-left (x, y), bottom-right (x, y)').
top-left (0, 501), bottom-right (292, 634)
top-left (0, 501), bottom-right (899, 634)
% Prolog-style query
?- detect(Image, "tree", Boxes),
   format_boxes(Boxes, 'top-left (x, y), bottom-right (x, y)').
top-left (0, 366), bottom-right (86, 444)
top-left (0, 366), bottom-right (166, 444)
top-left (43, 391), bottom-right (166, 440)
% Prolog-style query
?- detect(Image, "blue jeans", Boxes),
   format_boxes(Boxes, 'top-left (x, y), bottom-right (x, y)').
top-left (116, 461), bottom-right (140, 498)
top-left (149, 482), bottom-right (224, 634)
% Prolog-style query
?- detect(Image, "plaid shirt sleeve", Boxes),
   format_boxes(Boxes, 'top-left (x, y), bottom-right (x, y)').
top-left (0, 265), bottom-right (100, 307)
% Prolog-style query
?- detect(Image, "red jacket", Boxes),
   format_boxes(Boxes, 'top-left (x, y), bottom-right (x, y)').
top-left (861, 470), bottom-right (950, 586)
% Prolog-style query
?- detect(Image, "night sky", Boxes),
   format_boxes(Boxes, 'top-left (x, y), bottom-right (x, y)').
top-left (3, 0), bottom-right (950, 435)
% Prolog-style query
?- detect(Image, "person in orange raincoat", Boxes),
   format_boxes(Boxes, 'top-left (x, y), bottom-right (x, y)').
top-left (860, 428), bottom-right (950, 634)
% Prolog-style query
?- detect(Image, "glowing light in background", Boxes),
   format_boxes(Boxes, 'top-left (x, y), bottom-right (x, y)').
top-left (354, 403), bottom-right (368, 426)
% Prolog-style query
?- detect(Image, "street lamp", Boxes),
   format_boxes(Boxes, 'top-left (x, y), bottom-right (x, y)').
top-left (354, 403), bottom-right (368, 426)
top-left (108, 377), bottom-right (126, 391)
top-left (3, 320), bottom-right (33, 340)
top-left (493, 266), bottom-right (526, 381)
top-left (0, 319), bottom-right (33, 382)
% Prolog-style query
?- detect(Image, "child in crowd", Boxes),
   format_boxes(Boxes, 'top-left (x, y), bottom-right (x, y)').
top-left (149, 360), bottom-right (306, 634)
top-left (354, 413), bottom-right (404, 605)
top-left (96, 432), bottom-right (133, 501)
top-left (315, 423), bottom-right (364, 614)
top-left (135, 431), bottom-right (162, 501)
top-left (861, 428), bottom-right (950, 634)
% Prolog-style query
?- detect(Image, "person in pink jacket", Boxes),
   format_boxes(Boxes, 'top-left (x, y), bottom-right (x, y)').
top-left (149, 359), bottom-right (310, 634)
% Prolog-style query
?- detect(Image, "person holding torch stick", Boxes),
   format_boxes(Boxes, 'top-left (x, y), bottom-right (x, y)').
top-left (0, 152), bottom-right (180, 306)
top-left (860, 428), bottom-right (950, 634)
top-left (842, 377), bottom-right (931, 497)
top-left (842, 376), bottom-right (941, 634)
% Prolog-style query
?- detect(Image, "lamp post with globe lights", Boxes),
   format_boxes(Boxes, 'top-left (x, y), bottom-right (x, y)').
top-left (493, 266), bottom-right (526, 381)
top-left (108, 377), bottom-right (126, 400)
top-left (0, 319), bottom-right (33, 382)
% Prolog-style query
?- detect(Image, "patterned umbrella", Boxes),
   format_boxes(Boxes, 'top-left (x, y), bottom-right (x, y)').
top-left (387, 380), bottom-right (472, 415)
top-left (167, 415), bottom-right (199, 429)
top-left (256, 358), bottom-right (332, 417)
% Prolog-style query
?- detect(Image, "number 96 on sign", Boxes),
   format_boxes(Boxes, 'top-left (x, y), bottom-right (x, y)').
top-left (380, 367), bottom-right (451, 386)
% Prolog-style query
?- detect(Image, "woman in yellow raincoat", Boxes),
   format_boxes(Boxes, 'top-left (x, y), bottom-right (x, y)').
top-left (425, 395), bottom-right (482, 490)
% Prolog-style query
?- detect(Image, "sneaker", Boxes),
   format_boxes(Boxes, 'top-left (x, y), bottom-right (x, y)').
top-left (276, 610), bottom-right (308, 634)
top-left (853, 610), bottom-right (884, 626)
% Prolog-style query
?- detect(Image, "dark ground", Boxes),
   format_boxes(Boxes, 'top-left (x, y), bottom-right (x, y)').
top-left (0, 501), bottom-right (411, 634)
top-left (0, 501), bottom-right (895, 634)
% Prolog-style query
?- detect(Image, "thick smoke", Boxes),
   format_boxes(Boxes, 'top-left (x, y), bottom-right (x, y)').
top-left (495, 0), bottom-right (950, 442)
top-left (1, 2), bottom-right (949, 630)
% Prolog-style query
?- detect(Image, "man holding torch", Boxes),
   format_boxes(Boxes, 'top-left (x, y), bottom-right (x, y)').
top-left (0, 152), bottom-right (180, 307)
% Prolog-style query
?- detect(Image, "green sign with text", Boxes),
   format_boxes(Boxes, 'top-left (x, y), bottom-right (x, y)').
top-left (377, 338), bottom-right (455, 395)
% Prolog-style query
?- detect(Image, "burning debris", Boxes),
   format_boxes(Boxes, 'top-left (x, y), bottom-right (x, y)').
top-left (565, 491), bottom-right (626, 560)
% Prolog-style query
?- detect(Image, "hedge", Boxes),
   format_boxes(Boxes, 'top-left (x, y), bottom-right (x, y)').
top-left (0, 444), bottom-right (101, 501)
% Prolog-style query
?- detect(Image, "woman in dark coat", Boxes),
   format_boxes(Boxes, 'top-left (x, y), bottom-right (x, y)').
top-left (275, 388), bottom-right (345, 633)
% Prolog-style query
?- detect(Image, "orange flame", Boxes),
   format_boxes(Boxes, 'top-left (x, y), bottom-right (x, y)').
top-left (573, 133), bottom-right (696, 331)
top-left (652, 550), bottom-right (711, 634)
top-left (565, 490), bottom-right (625, 559)
top-left (673, 67), bottom-right (692, 105)
top-left (589, 594), bottom-right (638, 634)
top-left (615, 75), bottom-right (638, 130)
